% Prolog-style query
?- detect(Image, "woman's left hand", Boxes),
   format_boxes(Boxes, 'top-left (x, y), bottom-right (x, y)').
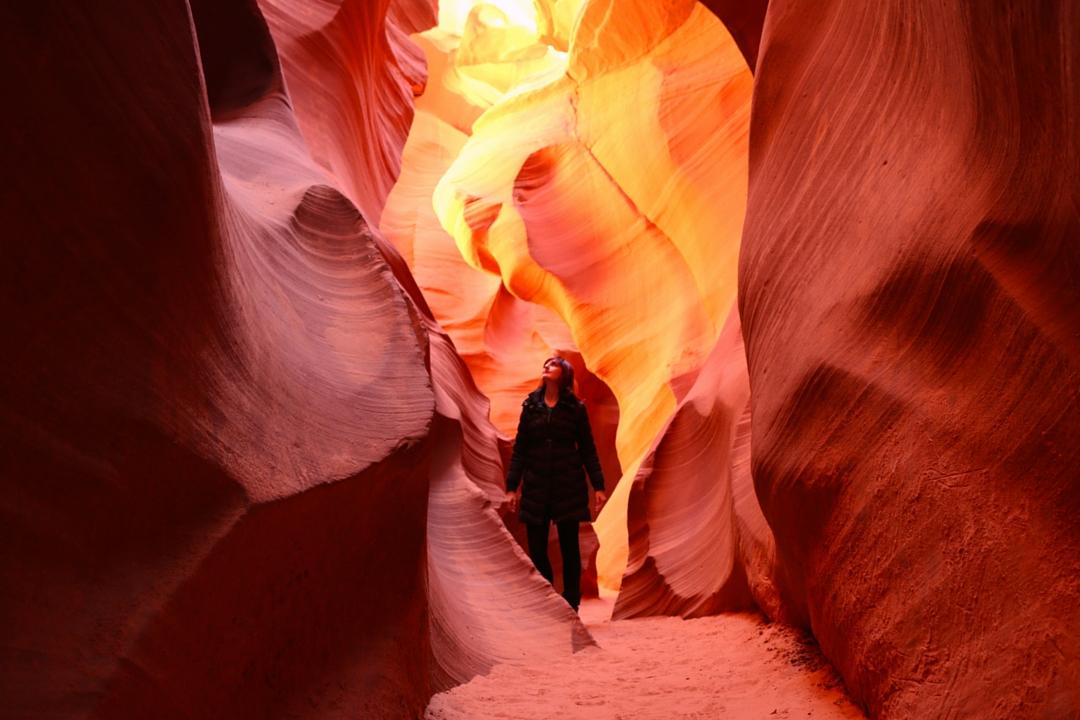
top-left (593, 490), bottom-right (607, 514)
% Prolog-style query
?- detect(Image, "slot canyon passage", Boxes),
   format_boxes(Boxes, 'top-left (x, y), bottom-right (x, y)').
top-left (1, 0), bottom-right (1078, 718)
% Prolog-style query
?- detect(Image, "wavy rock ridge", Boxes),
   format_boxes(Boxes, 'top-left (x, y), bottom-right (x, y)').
top-left (411, 0), bottom-right (753, 590)
top-left (615, 309), bottom-right (785, 622)
top-left (733, 0), bottom-right (1080, 717)
top-left (2, 0), bottom-right (590, 716)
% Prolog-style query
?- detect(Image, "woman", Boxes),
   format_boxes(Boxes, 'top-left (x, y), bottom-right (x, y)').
top-left (504, 356), bottom-right (607, 612)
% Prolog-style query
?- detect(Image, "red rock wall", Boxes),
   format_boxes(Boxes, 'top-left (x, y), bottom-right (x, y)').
top-left (614, 309), bottom-right (787, 622)
top-left (256, 0), bottom-right (433, 225)
top-left (738, 0), bottom-right (1080, 717)
top-left (0, 2), bottom-right (435, 716)
top-left (0, 1), bottom-right (590, 717)
top-left (7, 1), bottom-right (1076, 717)
top-left (698, 0), bottom-right (767, 71)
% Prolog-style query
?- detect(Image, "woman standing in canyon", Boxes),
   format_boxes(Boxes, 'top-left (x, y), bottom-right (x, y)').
top-left (504, 357), bottom-right (607, 612)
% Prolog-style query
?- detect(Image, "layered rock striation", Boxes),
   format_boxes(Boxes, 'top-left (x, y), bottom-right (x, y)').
top-left (735, 0), bottom-right (1080, 716)
top-left (424, 0), bottom-right (753, 589)
top-left (615, 309), bottom-right (784, 622)
top-left (1, 1), bottom-right (590, 717)
top-left (2, 3), bottom-right (433, 715)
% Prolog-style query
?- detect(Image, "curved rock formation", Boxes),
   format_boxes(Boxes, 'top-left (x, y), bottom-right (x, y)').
top-left (381, 12), bottom-right (624, 601)
top-left (614, 309), bottom-right (784, 621)
top-left (1, 2), bottom-right (434, 716)
top-left (430, 0), bottom-right (753, 589)
top-left (380, 4), bottom-right (597, 444)
top-left (256, 0), bottom-right (434, 225)
top-left (1, 1), bottom-right (590, 716)
top-left (244, 0), bottom-right (601, 695)
top-left (740, 0), bottom-right (1080, 716)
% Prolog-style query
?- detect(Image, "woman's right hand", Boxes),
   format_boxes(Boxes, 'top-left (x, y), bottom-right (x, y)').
top-left (505, 490), bottom-right (518, 513)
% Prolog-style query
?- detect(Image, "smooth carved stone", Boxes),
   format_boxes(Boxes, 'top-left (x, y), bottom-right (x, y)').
top-left (256, 0), bottom-right (435, 225)
top-left (1, 1), bottom-right (434, 716)
top-left (2, 1), bottom-right (590, 717)
top-left (741, 0), bottom-right (1080, 716)
top-left (379, 10), bottom-right (626, 562)
top-left (615, 309), bottom-right (785, 621)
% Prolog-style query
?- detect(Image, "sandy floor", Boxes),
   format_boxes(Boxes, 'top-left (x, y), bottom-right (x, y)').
top-left (425, 593), bottom-right (865, 720)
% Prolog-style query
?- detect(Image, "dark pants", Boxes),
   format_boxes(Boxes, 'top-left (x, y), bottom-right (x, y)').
top-left (526, 519), bottom-right (582, 610)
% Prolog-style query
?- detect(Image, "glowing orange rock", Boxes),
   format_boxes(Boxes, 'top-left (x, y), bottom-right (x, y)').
top-left (741, 0), bottom-right (1080, 716)
top-left (430, 0), bottom-right (753, 588)
top-left (614, 309), bottom-right (785, 620)
top-left (381, 9), bottom-right (623, 502)
top-left (381, 99), bottom-right (572, 437)
top-left (381, 27), bottom-right (621, 601)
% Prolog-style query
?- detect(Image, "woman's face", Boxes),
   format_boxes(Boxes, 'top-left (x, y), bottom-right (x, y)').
top-left (542, 359), bottom-right (563, 383)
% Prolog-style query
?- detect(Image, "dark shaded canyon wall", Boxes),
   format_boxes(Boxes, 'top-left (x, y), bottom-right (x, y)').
top-left (699, 0), bottom-right (767, 72)
top-left (734, 0), bottom-right (1080, 717)
top-left (1, 1), bottom-right (591, 717)
top-left (0, 2), bottom-right (435, 718)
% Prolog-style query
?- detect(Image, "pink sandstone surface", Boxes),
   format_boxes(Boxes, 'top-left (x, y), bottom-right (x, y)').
top-left (257, 0), bottom-right (433, 225)
top-left (615, 309), bottom-right (784, 622)
top-left (1, 1), bottom-right (589, 716)
top-left (736, 0), bottom-right (1080, 717)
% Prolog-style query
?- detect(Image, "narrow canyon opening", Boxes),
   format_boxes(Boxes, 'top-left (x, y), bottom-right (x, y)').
top-left (380, 0), bottom-right (754, 600)
top-left (372, 2), bottom-right (859, 716)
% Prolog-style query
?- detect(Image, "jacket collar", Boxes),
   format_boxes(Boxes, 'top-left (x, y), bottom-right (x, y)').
top-left (527, 388), bottom-right (577, 409)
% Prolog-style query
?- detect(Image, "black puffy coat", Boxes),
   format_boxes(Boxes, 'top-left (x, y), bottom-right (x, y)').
top-left (505, 388), bottom-right (605, 524)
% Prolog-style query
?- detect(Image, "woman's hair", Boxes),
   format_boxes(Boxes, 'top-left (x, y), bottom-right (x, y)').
top-left (537, 356), bottom-right (575, 395)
